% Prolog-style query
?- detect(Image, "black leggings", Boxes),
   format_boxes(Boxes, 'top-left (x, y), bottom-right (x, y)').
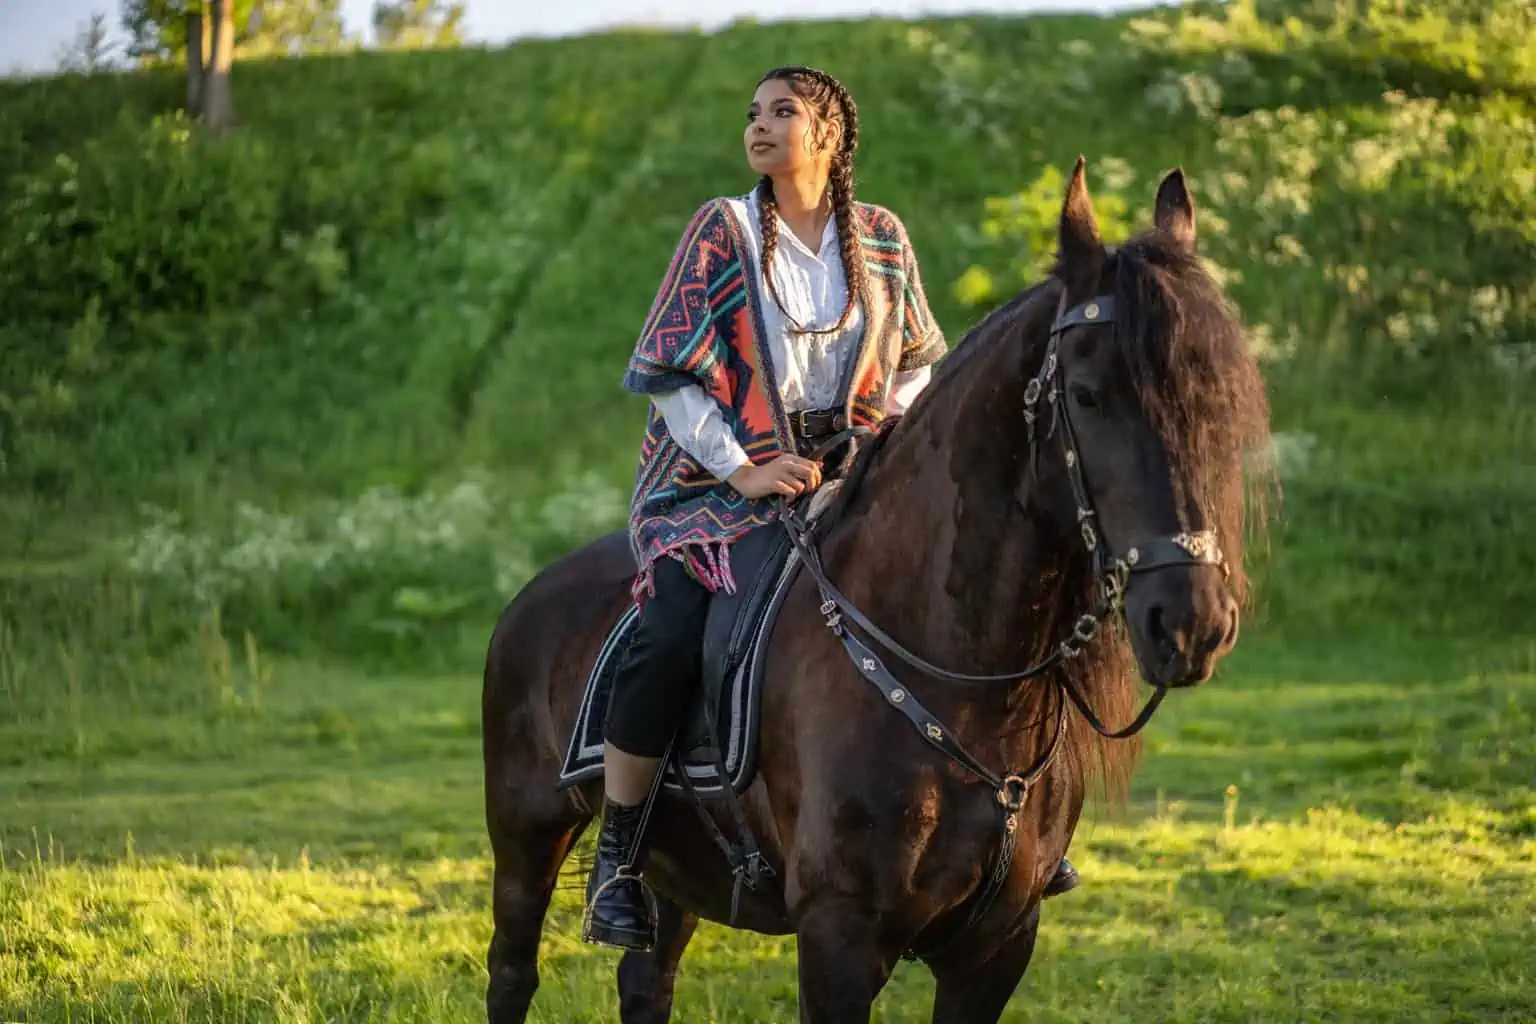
top-left (603, 555), bottom-right (710, 758)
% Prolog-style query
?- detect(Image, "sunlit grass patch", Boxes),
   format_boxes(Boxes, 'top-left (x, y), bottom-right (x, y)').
top-left (3, 803), bottom-right (1531, 1023)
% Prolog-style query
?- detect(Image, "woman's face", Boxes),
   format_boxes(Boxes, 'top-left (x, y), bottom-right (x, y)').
top-left (744, 77), bottom-right (836, 177)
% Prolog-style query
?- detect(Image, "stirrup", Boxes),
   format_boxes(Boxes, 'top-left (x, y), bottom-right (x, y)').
top-left (580, 866), bottom-right (660, 952)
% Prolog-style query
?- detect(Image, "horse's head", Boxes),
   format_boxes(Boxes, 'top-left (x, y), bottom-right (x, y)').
top-left (1035, 158), bottom-right (1271, 689)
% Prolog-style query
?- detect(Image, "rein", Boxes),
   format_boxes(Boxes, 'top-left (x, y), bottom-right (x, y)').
top-left (772, 289), bottom-right (1232, 957)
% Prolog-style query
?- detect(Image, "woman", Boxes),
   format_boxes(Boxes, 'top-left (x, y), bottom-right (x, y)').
top-left (584, 65), bottom-right (1077, 952)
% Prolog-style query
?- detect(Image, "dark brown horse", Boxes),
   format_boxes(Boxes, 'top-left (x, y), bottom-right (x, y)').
top-left (480, 160), bottom-right (1273, 1023)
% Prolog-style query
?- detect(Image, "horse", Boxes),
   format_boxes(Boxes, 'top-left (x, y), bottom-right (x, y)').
top-left (480, 158), bottom-right (1274, 1023)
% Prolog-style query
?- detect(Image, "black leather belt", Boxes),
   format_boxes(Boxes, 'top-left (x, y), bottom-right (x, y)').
top-left (790, 407), bottom-right (862, 464)
top-left (790, 408), bottom-right (847, 442)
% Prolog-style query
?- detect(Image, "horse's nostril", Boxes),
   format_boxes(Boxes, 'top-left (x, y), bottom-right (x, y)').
top-left (1145, 603), bottom-right (1172, 654)
top-left (1222, 603), bottom-right (1240, 649)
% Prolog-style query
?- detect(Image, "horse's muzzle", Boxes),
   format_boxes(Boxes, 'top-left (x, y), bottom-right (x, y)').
top-left (1125, 565), bottom-right (1239, 688)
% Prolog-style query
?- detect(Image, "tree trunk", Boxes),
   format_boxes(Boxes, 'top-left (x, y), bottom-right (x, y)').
top-left (202, 0), bottom-right (236, 131)
top-left (185, 11), bottom-right (205, 113)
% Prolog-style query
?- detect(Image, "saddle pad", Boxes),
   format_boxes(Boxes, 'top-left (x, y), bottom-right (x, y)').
top-left (555, 545), bottom-right (803, 796)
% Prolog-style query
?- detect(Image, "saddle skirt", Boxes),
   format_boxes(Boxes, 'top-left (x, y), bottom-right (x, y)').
top-left (556, 523), bottom-right (801, 796)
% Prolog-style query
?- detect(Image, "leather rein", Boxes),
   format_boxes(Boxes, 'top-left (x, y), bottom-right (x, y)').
top-left (773, 290), bottom-right (1231, 956)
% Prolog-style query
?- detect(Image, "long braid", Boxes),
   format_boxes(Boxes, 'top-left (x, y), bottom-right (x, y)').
top-left (825, 142), bottom-right (866, 333)
top-left (756, 173), bottom-right (794, 328)
top-left (756, 66), bottom-right (869, 337)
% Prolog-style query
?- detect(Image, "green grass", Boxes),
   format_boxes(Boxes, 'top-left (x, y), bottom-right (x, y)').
top-left (3, 634), bottom-right (1533, 1022)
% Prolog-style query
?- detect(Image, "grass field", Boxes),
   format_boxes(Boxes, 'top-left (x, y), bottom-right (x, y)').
top-left (4, 630), bottom-right (1534, 1022)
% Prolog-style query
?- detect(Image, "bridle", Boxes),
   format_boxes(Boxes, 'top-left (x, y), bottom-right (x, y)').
top-left (783, 289), bottom-right (1230, 735)
top-left (1017, 289), bottom-right (1232, 694)
top-left (773, 288), bottom-right (1233, 954)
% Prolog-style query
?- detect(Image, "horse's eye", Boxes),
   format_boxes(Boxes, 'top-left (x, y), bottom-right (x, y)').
top-left (1071, 384), bottom-right (1100, 410)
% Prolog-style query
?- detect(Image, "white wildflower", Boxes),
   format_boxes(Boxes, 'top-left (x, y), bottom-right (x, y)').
top-left (1468, 286), bottom-right (1509, 340)
top-left (1490, 343), bottom-right (1536, 376)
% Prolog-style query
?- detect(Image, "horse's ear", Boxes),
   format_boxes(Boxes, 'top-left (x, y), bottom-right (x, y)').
top-left (1057, 155), bottom-right (1105, 293)
top-left (1153, 167), bottom-right (1197, 250)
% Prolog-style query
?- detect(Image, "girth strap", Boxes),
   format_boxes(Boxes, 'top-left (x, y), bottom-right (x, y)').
top-left (671, 697), bottom-right (775, 927)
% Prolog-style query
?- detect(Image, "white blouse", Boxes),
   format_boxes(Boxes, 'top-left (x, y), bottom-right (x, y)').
top-left (652, 190), bottom-right (932, 481)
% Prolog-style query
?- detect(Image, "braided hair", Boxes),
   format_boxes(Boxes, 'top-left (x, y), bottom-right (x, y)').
top-left (754, 65), bottom-right (869, 337)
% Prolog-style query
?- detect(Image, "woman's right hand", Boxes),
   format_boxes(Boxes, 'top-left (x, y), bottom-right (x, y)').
top-left (728, 455), bottom-right (822, 500)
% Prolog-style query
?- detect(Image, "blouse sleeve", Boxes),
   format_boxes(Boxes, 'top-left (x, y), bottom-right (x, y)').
top-left (651, 385), bottom-right (752, 482)
top-left (885, 365), bottom-right (932, 416)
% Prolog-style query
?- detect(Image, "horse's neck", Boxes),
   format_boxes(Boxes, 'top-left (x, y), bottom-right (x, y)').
top-left (822, 307), bottom-right (1074, 750)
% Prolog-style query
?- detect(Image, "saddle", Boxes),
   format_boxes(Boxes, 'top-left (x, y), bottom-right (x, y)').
top-left (556, 516), bottom-right (801, 796)
top-left (558, 419), bottom-right (869, 798)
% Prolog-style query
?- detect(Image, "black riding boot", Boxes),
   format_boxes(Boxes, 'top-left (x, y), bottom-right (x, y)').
top-left (582, 797), bottom-right (658, 951)
top-left (1043, 856), bottom-right (1081, 898)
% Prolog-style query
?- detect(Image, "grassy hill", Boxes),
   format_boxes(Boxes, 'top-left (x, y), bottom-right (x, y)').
top-left (0, 3), bottom-right (1533, 1018)
top-left (0, 0), bottom-right (1530, 766)
top-left (2, 0), bottom-right (1533, 674)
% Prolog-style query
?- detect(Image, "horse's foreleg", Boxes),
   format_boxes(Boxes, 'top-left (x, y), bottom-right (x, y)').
top-left (927, 905), bottom-right (1041, 1024)
top-left (485, 817), bottom-right (587, 1024)
top-left (616, 895), bottom-right (700, 1024)
top-left (794, 898), bottom-right (900, 1023)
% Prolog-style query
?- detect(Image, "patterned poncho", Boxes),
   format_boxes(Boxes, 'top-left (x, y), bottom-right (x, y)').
top-left (622, 194), bottom-right (947, 601)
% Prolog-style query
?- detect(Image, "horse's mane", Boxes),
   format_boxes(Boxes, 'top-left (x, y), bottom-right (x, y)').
top-left (818, 228), bottom-right (1275, 808)
top-left (1069, 233), bottom-right (1274, 802)
top-left (1103, 233), bottom-right (1274, 608)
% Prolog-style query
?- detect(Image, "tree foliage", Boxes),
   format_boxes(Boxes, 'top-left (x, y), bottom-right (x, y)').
top-left (371, 0), bottom-right (464, 50)
top-left (241, 0), bottom-right (347, 57)
top-left (56, 12), bottom-right (120, 73)
top-left (121, 0), bottom-right (257, 64)
top-left (120, 0), bottom-right (347, 64)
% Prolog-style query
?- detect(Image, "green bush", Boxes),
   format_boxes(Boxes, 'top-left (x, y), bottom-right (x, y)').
top-left (1090, 0), bottom-right (1534, 366)
top-left (1130, 0), bottom-right (1536, 100)
top-left (3, 115), bottom-right (322, 327)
